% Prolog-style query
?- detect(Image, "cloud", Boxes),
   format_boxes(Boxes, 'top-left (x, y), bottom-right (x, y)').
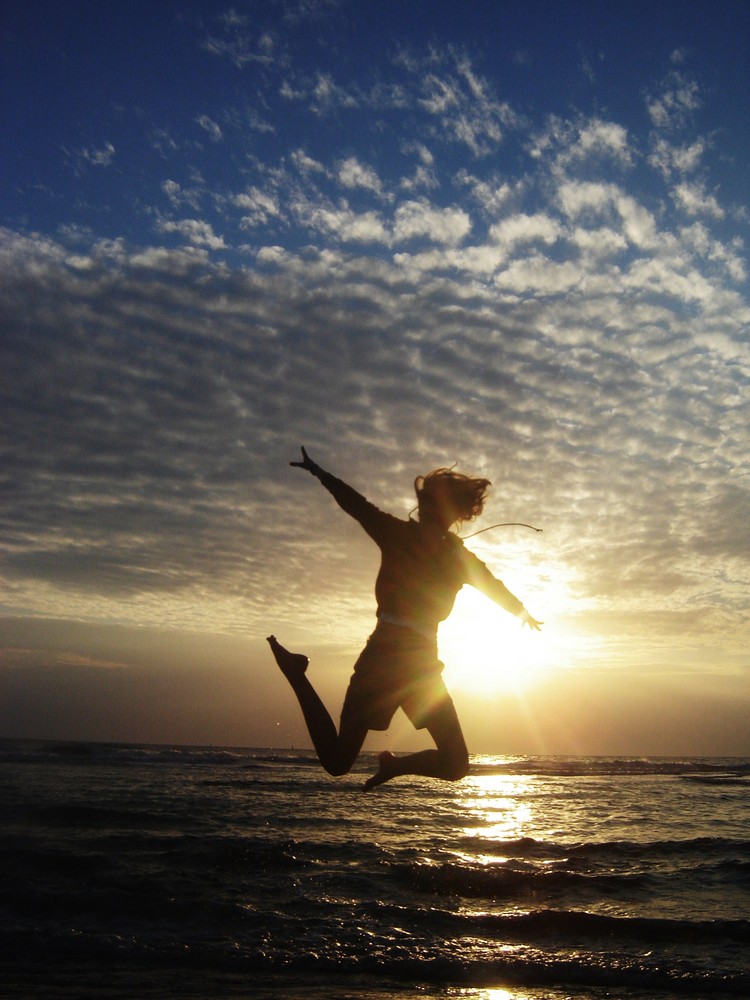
top-left (204, 19), bottom-right (277, 69)
top-left (196, 114), bottom-right (224, 142)
top-left (418, 58), bottom-right (518, 155)
top-left (232, 187), bottom-right (283, 228)
top-left (0, 648), bottom-right (127, 671)
top-left (69, 141), bottom-right (116, 173)
top-left (670, 47), bottom-right (689, 66)
top-left (161, 179), bottom-right (204, 211)
top-left (2, 178), bottom-right (747, 661)
top-left (393, 199), bottom-right (471, 245)
top-left (375, 47), bottom-right (521, 155)
top-left (457, 172), bottom-right (520, 218)
top-left (291, 148), bottom-right (328, 177)
top-left (489, 213), bottom-right (560, 250)
top-left (285, 191), bottom-right (472, 248)
top-left (292, 72), bottom-right (360, 113)
top-left (337, 157), bottom-right (386, 197)
top-left (646, 71), bottom-right (701, 130)
top-left (532, 117), bottom-right (633, 170)
top-left (290, 195), bottom-right (389, 243)
top-left (156, 217), bottom-right (227, 249)
top-left (672, 181), bottom-right (725, 219)
top-left (1, 37), bottom-right (748, 685)
top-left (648, 137), bottom-right (707, 178)
top-left (556, 181), bottom-right (658, 249)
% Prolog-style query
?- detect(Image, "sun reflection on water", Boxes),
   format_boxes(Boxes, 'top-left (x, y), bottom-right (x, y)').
top-left (457, 772), bottom-right (535, 844)
top-left (445, 987), bottom-right (541, 1000)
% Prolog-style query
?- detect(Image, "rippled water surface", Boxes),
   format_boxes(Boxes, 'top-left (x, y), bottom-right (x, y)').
top-left (1, 740), bottom-right (748, 999)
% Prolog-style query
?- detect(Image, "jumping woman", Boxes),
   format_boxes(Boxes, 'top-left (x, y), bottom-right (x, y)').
top-left (268, 447), bottom-right (542, 791)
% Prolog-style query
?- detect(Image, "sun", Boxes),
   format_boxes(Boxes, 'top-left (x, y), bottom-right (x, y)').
top-left (439, 587), bottom-right (554, 696)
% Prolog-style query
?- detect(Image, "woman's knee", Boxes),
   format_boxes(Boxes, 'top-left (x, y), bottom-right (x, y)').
top-left (435, 743), bottom-right (469, 781)
top-left (321, 740), bottom-right (363, 776)
top-left (444, 750), bottom-right (470, 781)
top-left (324, 758), bottom-right (354, 777)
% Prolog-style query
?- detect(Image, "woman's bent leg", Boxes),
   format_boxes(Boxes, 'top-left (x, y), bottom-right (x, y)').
top-left (363, 697), bottom-right (469, 790)
top-left (267, 636), bottom-right (368, 776)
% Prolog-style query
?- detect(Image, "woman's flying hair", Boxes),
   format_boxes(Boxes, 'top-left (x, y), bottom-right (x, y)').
top-left (414, 467), bottom-right (492, 524)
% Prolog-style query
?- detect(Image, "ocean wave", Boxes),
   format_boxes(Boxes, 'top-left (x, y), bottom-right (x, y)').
top-left (389, 857), bottom-right (650, 899)
top-left (3, 917), bottom-right (749, 997)
top-left (0, 739), bottom-right (256, 768)
top-left (3, 740), bottom-right (749, 778)
top-left (381, 902), bottom-right (750, 947)
top-left (470, 755), bottom-right (750, 778)
top-left (458, 834), bottom-right (750, 863)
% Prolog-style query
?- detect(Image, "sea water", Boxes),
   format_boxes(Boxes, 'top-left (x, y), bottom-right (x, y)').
top-left (1, 740), bottom-right (748, 999)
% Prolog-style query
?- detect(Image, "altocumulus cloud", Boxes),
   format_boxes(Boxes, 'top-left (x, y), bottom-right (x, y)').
top-left (0, 35), bottom-right (748, 679)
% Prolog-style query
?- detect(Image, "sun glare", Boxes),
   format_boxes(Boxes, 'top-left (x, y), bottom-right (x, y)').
top-left (439, 588), bottom-right (558, 696)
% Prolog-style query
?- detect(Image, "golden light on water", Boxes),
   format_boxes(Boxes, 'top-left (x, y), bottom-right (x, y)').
top-left (457, 771), bottom-right (536, 843)
top-left (447, 991), bottom-right (521, 1000)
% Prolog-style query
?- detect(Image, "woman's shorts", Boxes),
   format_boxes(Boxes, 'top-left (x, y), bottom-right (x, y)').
top-left (340, 621), bottom-right (453, 731)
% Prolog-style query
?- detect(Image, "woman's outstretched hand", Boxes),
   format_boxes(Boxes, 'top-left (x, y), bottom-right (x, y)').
top-left (290, 446), bottom-right (317, 472)
top-left (520, 609), bottom-right (543, 631)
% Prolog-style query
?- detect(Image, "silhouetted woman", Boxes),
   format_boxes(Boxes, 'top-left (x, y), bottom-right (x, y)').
top-left (268, 447), bottom-right (541, 790)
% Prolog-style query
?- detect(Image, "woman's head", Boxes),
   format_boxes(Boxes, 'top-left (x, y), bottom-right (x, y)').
top-left (415, 467), bottom-right (491, 529)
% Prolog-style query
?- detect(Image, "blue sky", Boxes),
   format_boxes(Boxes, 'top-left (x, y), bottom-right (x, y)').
top-left (1, 0), bottom-right (749, 753)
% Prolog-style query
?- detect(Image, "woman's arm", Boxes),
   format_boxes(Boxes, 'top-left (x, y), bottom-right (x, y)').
top-left (290, 446), bottom-right (393, 541)
top-left (461, 545), bottom-right (542, 629)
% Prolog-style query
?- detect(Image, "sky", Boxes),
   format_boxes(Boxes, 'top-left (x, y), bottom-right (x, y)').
top-left (1, 0), bottom-right (749, 755)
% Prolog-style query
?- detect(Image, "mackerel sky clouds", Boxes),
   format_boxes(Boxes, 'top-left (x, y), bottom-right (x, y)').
top-left (1, 0), bottom-right (748, 752)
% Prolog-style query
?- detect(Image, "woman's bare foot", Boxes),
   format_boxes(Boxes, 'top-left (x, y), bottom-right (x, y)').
top-left (266, 635), bottom-right (309, 681)
top-left (363, 750), bottom-right (400, 791)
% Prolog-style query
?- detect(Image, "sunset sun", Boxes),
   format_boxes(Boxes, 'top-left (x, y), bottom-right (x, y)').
top-left (439, 588), bottom-right (553, 696)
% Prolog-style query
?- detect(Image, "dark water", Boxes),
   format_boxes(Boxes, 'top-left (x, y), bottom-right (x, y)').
top-left (1, 740), bottom-right (749, 999)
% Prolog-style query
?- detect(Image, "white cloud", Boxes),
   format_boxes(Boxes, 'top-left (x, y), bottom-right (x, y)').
top-left (196, 114), bottom-right (223, 142)
top-left (156, 218), bottom-right (227, 249)
top-left (204, 22), bottom-right (277, 69)
top-left (413, 52), bottom-right (518, 155)
top-left (646, 72), bottom-right (701, 129)
top-left (401, 141), bottom-right (434, 166)
top-left (530, 116), bottom-right (633, 170)
top-left (73, 142), bottom-right (115, 169)
top-left (149, 127), bottom-right (180, 156)
top-left (398, 142), bottom-right (438, 191)
top-left (393, 199), bottom-right (471, 245)
top-left (570, 226), bottom-right (628, 260)
top-left (399, 164), bottom-right (439, 192)
top-left (557, 181), bottom-right (658, 249)
top-left (232, 187), bottom-right (283, 228)
top-left (670, 47), bottom-right (689, 66)
top-left (161, 179), bottom-right (203, 211)
top-left (307, 72), bottom-right (360, 112)
top-left (565, 120), bottom-right (632, 168)
top-left (495, 254), bottom-right (583, 296)
top-left (679, 224), bottom-right (746, 282)
top-left (420, 72), bottom-right (460, 115)
top-left (489, 213), bottom-right (560, 249)
top-left (672, 181), bottom-right (725, 219)
top-left (1, 222), bottom-right (748, 669)
top-left (456, 172), bottom-right (519, 217)
top-left (291, 196), bottom-right (389, 244)
top-left (616, 195), bottom-right (658, 248)
top-left (291, 149), bottom-right (328, 176)
top-left (256, 245), bottom-right (288, 265)
top-left (649, 137), bottom-right (706, 178)
top-left (337, 157), bottom-right (386, 196)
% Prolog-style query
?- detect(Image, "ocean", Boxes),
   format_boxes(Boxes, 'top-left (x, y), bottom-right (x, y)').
top-left (1, 740), bottom-right (748, 1000)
